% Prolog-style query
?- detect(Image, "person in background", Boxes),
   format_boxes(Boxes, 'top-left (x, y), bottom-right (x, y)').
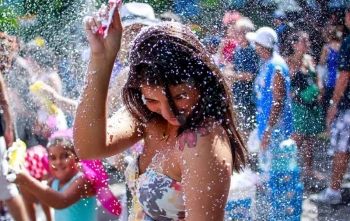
top-left (303, 13), bottom-right (326, 65)
top-left (4, 37), bottom-right (52, 221)
top-left (108, 2), bottom-right (159, 117)
top-left (284, 31), bottom-right (325, 184)
top-left (312, 5), bottom-right (350, 205)
top-left (246, 26), bottom-right (294, 152)
top-left (74, 5), bottom-right (246, 220)
top-left (22, 46), bottom-right (67, 147)
top-left (272, 10), bottom-right (291, 53)
top-left (10, 136), bottom-right (97, 221)
top-left (24, 45), bottom-right (62, 95)
top-left (318, 25), bottom-right (342, 115)
top-left (217, 11), bottom-right (242, 67)
top-left (203, 35), bottom-right (221, 66)
top-left (223, 17), bottom-right (259, 141)
top-left (0, 32), bottom-right (27, 221)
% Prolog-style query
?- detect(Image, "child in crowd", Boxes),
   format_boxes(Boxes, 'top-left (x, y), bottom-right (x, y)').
top-left (10, 136), bottom-right (97, 221)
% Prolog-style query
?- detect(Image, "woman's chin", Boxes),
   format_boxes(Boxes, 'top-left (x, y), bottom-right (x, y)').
top-left (167, 117), bottom-right (180, 126)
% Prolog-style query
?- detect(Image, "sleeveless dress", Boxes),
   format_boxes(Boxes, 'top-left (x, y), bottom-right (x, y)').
top-left (323, 45), bottom-right (339, 113)
top-left (125, 152), bottom-right (185, 221)
top-left (291, 70), bottom-right (325, 135)
top-left (51, 172), bottom-right (98, 221)
top-left (325, 45), bottom-right (339, 89)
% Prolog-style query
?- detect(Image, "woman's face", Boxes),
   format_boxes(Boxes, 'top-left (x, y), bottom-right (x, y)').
top-left (141, 83), bottom-right (201, 126)
top-left (293, 34), bottom-right (310, 54)
top-left (48, 145), bottom-right (78, 182)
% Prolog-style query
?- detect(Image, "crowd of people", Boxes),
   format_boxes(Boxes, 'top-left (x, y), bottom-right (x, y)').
top-left (0, 1), bottom-right (349, 220)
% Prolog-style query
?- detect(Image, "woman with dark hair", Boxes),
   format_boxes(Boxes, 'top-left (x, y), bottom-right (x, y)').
top-left (319, 25), bottom-right (342, 114)
top-left (74, 6), bottom-right (246, 221)
top-left (284, 31), bottom-right (325, 183)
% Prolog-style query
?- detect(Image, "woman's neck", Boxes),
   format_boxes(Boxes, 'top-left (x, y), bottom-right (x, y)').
top-left (286, 55), bottom-right (302, 76)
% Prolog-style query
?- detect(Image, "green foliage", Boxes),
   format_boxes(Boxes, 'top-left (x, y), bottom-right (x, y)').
top-left (8, 0), bottom-right (88, 55)
top-left (0, 4), bottom-right (18, 32)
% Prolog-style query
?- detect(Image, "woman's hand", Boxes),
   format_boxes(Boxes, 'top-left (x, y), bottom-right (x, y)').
top-left (10, 168), bottom-right (30, 185)
top-left (84, 3), bottom-right (123, 60)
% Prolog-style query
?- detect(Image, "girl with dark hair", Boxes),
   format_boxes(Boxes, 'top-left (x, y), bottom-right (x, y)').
top-left (75, 6), bottom-right (246, 221)
top-left (284, 31), bottom-right (325, 183)
top-left (11, 136), bottom-right (97, 221)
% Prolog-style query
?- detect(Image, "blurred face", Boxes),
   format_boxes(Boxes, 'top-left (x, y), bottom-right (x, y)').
top-left (293, 34), bottom-right (310, 54)
top-left (141, 83), bottom-right (201, 126)
top-left (255, 43), bottom-right (271, 59)
top-left (48, 145), bottom-right (79, 182)
top-left (226, 23), bottom-right (238, 39)
top-left (236, 27), bottom-right (247, 46)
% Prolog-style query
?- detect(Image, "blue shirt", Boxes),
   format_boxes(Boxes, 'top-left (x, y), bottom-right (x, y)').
top-left (52, 172), bottom-right (98, 221)
top-left (325, 45), bottom-right (339, 88)
top-left (232, 45), bottom-right (259, 105)
top-left (254, 52), bottom-right (294, 140)
top-left (337, 34), bottom-right (350, 111)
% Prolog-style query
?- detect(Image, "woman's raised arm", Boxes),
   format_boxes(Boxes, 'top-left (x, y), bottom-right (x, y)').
top-left (73, 5), bottom-right (132, 159)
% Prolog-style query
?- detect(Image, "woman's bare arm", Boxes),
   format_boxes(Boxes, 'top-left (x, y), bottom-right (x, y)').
top-left (180, 126), bottom-right (232, 220)
top-left (73, 6), bottom-right (131, 160)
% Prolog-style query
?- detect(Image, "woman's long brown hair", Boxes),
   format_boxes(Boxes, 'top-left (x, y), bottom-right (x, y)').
top-left (122, 22), bottom-right (247, 172)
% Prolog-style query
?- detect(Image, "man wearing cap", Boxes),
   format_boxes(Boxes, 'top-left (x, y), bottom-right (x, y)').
top-left (223, 17), bottom-right (259, 141)
top-left (247, 27), bottom-right (294, 152)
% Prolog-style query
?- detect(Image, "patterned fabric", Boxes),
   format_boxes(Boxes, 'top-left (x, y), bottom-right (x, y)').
top-left (25, 145), bottom-right (48, 180)
top-left (125, 154), bottom-right (185, 221)
top-left (330, 110), bottom-right (350, 152)
top-left (337, 34), bottom-right (350, 111)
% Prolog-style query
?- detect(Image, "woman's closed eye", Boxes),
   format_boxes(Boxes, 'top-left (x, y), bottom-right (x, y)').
top-left (174, 93), bottom-right (189, 100)
top-left (145, 98), bottom-right (157, 103)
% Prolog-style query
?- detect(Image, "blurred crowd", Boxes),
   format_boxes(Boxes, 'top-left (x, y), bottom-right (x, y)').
top-left (0, 1), bottom-right (349, 220)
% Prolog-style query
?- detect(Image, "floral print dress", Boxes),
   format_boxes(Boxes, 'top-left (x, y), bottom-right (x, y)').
top-left (125, 153), bottom-right (186, 221)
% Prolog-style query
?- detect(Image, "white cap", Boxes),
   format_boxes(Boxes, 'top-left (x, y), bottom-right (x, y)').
top-left (246, 27), bottom-right (278, 49)
top-left (121, 2), bottom-right (159, 27)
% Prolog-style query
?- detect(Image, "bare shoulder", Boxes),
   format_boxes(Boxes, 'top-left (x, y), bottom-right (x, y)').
top-left (178, 121), bottom-right (232, 219)
top-left (178, 121), bottom-right (232, 172)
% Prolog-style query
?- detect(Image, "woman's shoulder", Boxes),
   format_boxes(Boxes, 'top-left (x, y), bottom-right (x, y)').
top-left (177, 120), bottom-right (229, 152)
top-left (177, 120), bottom-right (233, 172)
